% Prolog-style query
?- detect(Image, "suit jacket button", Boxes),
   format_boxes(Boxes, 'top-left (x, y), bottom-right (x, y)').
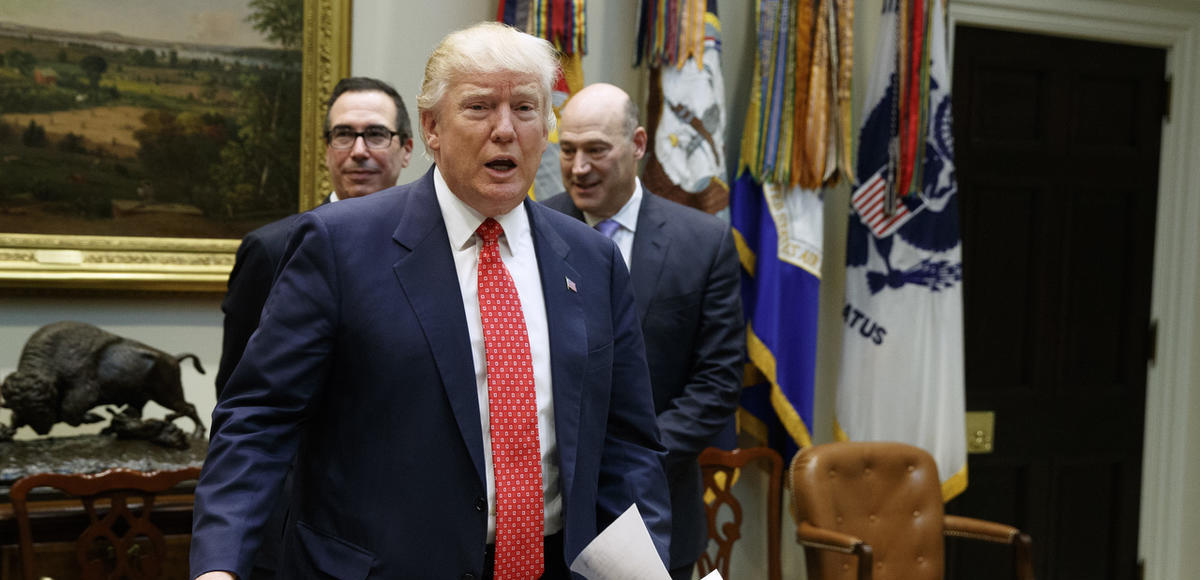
top-left (462, 574), bottom-right (476, 580)
top-left (474, 496), bottom-right (486, 512)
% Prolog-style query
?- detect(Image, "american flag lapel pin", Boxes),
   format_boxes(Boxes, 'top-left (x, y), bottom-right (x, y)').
top-left (565, 277), bottom-right (577, 293)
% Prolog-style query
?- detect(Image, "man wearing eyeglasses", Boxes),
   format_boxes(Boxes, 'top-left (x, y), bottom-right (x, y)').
top-left (322, 78), bottom-right (414, 201)
top-left (217, 76), bottom-right (413, 397)
top-left (213, 76), bottom-right (410, 580)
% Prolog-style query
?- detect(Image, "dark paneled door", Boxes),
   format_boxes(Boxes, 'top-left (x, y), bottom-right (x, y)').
top-left (948, 25), bottom-right (1164, 580)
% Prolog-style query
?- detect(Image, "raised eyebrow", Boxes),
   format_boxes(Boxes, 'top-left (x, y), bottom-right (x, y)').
top-left (456, 86), bottom-right (497, 104)
top-left (562, 138), bottom-right (611, 150)
top-left (511, 85), bottom-right (542, 105)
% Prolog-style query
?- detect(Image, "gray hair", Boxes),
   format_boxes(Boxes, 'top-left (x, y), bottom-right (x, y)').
top-left (621, 95), bottom-right (641, 138)
top-left (417, 22), bottom-right (559, 149)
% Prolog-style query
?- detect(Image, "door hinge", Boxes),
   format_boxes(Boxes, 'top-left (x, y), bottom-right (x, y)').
top-left (1147, 319), bottom-right (1158, 365)
top-left (1163, 76), bottom-right (1172, 121)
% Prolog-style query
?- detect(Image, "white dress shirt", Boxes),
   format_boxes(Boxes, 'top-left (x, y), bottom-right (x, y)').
top-left (581, 178), bottom-right (643, 269)
top-left (433, 167), bottom-right (563, 542)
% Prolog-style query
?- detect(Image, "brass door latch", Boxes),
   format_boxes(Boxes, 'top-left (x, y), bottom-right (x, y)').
top-left (966, 411), bottom-right (995, 454)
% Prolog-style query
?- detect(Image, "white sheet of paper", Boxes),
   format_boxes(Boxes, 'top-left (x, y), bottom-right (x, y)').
top-left (569, 503), bottom-right (671, 580)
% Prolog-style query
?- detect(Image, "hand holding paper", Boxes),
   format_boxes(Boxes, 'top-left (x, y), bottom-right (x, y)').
top-left (568, 503), bottom-right (725, 580)
top-left (569, 504), bottom-right (671, 580)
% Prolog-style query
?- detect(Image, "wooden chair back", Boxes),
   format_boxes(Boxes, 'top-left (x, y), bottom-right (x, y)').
top-left (696, 446), bottom-right (783, 580)
top-left (9, 466), bottom-right (202, 580)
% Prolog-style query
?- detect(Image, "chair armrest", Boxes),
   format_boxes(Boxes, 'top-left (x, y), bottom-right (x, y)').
top-left (795, 521), bottom-right (864, 553)
top-left (944, 516), bottom-right (1036, 580)
top-left (943, 515), bottom-right (1020, 544)
top-left (795, 522), bottom-right (875, 580)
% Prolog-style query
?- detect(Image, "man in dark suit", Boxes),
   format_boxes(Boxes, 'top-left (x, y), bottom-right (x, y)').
top-left (543, 83), bottom-right (744, 580)
top-left (212, 77), bottom-right (412, 580)
top-left (191, 23), bottom-right (670, 580)
top-left (216, 76), bottom-right (413, 397)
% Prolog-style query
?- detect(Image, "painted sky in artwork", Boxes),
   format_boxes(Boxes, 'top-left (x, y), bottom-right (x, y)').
top-left (0, 0), bottom-right (277, 48)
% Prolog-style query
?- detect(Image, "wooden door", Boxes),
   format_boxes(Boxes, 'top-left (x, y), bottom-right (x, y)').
top-left (947, 25), bottom-right (1165, 580)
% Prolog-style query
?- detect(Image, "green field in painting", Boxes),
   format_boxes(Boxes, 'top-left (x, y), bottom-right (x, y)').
top-left (0, 30), bottom-right (299, 238)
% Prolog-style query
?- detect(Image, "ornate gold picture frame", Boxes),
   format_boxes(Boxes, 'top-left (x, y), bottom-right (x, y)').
top-left (0, 0), bottom-right (351, 292)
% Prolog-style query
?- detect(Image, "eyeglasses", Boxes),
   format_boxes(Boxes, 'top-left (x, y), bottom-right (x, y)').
top-left (325, 126), bottom-right (401, 150)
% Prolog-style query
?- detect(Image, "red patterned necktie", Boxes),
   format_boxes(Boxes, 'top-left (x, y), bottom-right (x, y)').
top-left (476, 218), bottom-right (544, 580)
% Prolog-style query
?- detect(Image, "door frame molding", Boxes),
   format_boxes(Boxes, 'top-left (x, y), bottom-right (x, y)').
top-left (949, 1), bottom-right (1200, 578)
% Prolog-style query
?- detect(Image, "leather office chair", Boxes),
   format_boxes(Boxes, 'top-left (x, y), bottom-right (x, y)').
top-left (9, 466), bottom-right (202, 580)
top-left (697, 446), bottom-right (782, 580)
top-left (789, 441), bottom-right (1034, 580)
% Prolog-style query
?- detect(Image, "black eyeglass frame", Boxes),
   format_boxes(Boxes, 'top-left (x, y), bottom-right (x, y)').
top-left (324, 126), bottom-right (405, 150)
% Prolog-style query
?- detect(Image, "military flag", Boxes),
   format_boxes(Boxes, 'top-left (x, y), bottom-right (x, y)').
top-left (636, 0), bottom-right (730, 214)
top-left (835, 0), bottom-right (967, 500)
top-left (730, 0), bottom-right (853, 455)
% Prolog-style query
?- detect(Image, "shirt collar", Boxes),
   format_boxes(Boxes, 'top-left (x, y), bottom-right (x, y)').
top-left (433, 166), bottom-right (531, 253)
top-left (582, 177), bottom-right (642, 234)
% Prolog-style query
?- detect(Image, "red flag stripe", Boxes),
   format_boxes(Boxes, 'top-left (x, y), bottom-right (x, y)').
top-left (852, 176), bottom-right (887, 205)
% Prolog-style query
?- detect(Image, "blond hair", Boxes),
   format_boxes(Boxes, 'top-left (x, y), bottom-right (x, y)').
top-left (417, 22), bottom-right (559, 149)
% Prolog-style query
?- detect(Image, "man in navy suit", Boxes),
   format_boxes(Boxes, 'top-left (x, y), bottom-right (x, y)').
top-left (216, 76), bottom-right (413, 397)
top-left (191, 23), bottom-right (670, 580)
top-left (542, 83), bottom-right (744, 580)
top-left (213, 77), bottom-right (412, 580)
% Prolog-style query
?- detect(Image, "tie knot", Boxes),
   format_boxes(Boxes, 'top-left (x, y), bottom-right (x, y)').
top-left (477, 218), bottom-right (504, 245)
top-left (594, 218), bottom-right (620, 238)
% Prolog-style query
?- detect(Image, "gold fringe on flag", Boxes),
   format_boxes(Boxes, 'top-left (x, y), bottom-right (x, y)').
top-left (794, 0), bottom-right (832, 189)
top-left (678, 0), bottom-right (705, 69)
top-left (738, 3), bottom-right (765, 180)
top-left (737, 0), bottom-right (853, 188)
top-left (834, 0), bottom-right (854, 183)
top-left (775, 1), bottom-right (798, 185)
top-left (499, 0), bottom-right (587, 55)
top-left (785, 0), bottom-right (813, 187)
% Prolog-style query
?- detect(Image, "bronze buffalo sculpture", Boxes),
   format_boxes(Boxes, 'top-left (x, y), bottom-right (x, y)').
top-left (1, 321), bottom-right (206, 448)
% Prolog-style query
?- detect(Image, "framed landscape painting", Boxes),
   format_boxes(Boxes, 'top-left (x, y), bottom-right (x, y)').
top-left (0, 0), bottom-right (349, 291)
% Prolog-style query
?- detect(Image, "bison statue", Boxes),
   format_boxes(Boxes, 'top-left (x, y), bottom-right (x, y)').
top-left (1, 321), bottom-right (206, 448)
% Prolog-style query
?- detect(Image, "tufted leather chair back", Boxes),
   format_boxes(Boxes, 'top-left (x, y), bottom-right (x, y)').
top-left (790, 441), bottom-right (946, 580)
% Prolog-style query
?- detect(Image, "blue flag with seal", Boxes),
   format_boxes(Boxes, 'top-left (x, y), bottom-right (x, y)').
top-left (732, 175), bottom-right (822, 456)
top-left (731, 0), bottom-right (852, 456)
top-left (835, 0), bottom-right (967, 500)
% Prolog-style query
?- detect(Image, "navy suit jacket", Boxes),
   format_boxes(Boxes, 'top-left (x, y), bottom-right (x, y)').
top-left (541, 190), bottom-right (744, 567)
top-left (215, 195), bottom-right (333, 576)
top-left (217, 195), bottom-right (332, 396)
top-left (216, 214), bottom-right (297, 396)
top-left (191, 169), bottom-right (671, 578)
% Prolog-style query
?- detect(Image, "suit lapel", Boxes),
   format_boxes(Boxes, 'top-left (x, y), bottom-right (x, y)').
top-left (630, 193), bottom-right (668, 322)
top-left (527, 201), bottom-right (586, 500)
top-left (390, 170), bottom-right (486, 486)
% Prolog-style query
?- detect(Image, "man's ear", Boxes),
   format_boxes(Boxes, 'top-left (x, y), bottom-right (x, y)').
top-left (420, 110), bottom-right (439, 151)
top-left (632, 126), bottom-right (648, 160)
top-left (399, 138), bottom-right (414, 168)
